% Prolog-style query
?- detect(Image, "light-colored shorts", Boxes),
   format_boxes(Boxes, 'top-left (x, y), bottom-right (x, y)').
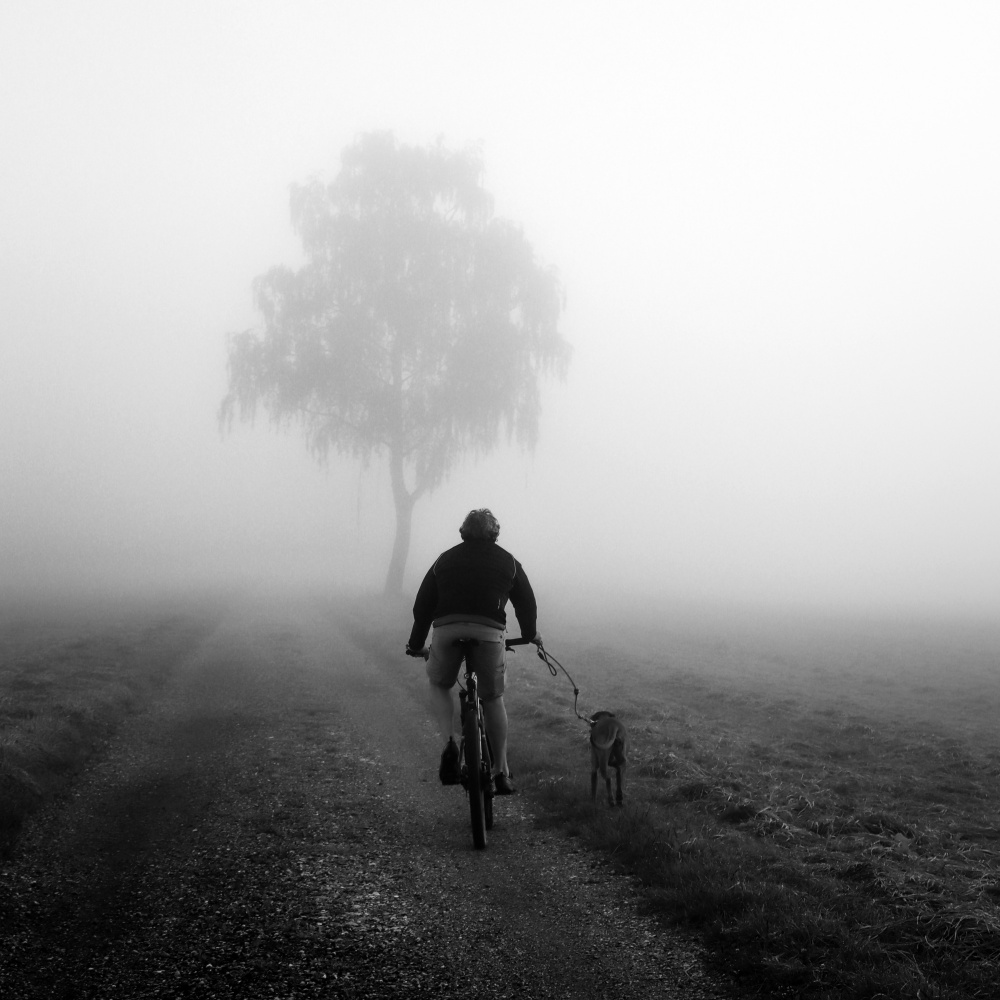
top-left (425, 621), bottom-right (506, 700)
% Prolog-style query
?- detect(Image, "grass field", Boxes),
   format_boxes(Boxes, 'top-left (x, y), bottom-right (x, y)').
top-left (2, 590), bottom-right (998, 998)
top-left (0, 594), bottom-right (224, 857)
top-left (507, 601), bottom-right (1000, 999)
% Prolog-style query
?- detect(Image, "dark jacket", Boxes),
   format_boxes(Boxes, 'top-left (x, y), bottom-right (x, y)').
top-left (408, 539), bottom-right (537, 649)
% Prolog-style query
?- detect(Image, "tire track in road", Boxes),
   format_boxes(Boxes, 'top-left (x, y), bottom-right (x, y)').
top-left (0, 604), bottom-right (293, 998)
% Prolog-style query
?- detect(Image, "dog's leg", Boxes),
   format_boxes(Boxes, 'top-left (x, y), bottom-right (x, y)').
top-left (608, 734), bottom-right (627, 806)
top-left (596, 753), bottom-right (614, 807)
top-left (591, 747), bottom-right (614, 806)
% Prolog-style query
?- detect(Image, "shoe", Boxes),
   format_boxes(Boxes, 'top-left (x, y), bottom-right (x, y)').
top-left (439, 738), bottom-right (461, 785)
top-left (494, 772), bottom-right (516, 795)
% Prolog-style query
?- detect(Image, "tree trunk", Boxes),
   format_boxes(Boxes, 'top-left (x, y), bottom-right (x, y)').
top-left (384, 493), bottom-right (415, 596)
top-left (384, 447), bottom-right (416, 596)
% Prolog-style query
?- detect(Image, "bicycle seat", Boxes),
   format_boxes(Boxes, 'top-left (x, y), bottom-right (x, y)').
top-left (452, 638), bottom-right (481, 648)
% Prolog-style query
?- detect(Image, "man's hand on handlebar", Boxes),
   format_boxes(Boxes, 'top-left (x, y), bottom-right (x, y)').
top-left (504, 632), bottom-right (543, 651)
top-left (405, 645), bottom-right (429, 660)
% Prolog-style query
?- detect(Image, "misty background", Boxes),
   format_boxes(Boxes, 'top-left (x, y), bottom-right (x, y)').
top-left (2, 3), bottom-right (998, 621)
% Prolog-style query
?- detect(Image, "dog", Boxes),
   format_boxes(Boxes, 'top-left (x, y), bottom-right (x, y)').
top-left (589, 710), bottom-right (628, 807)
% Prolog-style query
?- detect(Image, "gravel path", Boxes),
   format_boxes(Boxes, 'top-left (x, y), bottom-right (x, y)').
top-left (0, 596), bottom-right (738, 999)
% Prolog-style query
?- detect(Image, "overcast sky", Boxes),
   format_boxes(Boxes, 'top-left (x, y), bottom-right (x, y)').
top-left (2, 2), bottom-right (998, 619)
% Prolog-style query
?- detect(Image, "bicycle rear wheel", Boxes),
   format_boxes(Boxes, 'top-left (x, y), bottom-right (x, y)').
top-left (463, 704), bottom-right (487, 849)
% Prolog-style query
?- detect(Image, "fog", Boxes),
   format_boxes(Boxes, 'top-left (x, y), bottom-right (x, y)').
top-left (3, 3), bottom-right (999, 622)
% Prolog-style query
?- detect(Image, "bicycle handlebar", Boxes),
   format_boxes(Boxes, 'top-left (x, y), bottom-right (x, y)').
top-left (504, 637), bottom-right (540, 651)
top-left (405, 638), bottom-right (540, 658)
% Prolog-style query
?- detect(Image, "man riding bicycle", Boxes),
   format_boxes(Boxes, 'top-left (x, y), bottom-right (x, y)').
top-left (406, 508), bottom-right (541, 795)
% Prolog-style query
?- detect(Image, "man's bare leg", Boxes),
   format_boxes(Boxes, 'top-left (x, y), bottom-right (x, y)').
top-left (482, 696), bottom-right (509, 776)
top-left (428, 682), bottom-right (456, 743)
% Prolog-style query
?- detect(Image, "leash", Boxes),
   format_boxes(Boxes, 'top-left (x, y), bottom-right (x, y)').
top-left (533, 644), bottom-right (590, 723)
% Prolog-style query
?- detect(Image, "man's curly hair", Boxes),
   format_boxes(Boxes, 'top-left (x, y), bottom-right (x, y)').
top-left (459, 508), bottom-right (500, 542)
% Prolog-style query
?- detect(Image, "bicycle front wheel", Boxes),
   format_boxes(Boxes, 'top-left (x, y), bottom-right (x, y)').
top-left (463, 704), bottom-right (487, 849)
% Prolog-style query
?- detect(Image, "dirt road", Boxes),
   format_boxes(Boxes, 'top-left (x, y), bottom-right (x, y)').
top-left (0, 594), bottom-right (735, 999)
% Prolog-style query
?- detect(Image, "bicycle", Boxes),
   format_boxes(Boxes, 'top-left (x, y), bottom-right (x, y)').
top-left (408, 636), bottom-right (538, 849)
